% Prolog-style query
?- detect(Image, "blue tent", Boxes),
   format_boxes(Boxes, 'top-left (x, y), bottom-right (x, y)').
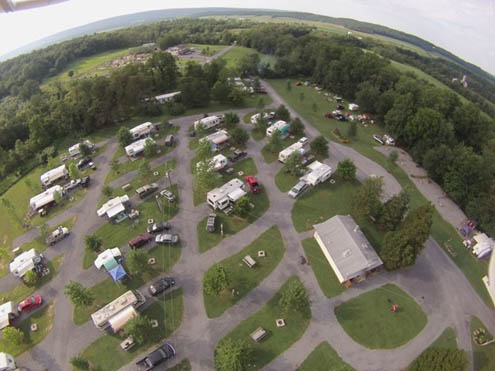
top-left (108, 264), bottom-right (127, 282)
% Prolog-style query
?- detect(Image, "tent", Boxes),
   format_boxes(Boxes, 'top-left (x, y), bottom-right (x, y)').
top-left (103, 257), bottom-right (118, 272)
top-left (109, 264), bottom-right (127, 282)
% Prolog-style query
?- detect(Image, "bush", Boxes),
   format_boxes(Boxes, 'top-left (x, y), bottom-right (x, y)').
top-left (24, 270), bottom-right (39, 286)
top-left (124, 314), bottom-right (152, 344)
top-left (204, 264), bottom-right (229, 296)
top-left (231, 127), bottom-right (249, 146)
top-left (168, 102), bottom-right (186, 116)
top-left (2, 327), bottom-right (24, 345)
top-left (70, 357), bottom-right (89, 370)
top-left (102, 185), bottom-right (113, 198)
top-left (310, 136), bottom-right (329, 158)
top-left (410, 348), bottom-right (468, 371)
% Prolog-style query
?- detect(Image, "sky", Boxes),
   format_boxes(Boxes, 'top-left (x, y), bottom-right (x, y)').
top-left (0, 0), bottom-right (494, 75)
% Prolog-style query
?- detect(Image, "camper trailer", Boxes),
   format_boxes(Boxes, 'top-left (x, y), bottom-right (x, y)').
top-left (199, 130), bottom-right (230, 152)
top-left (9, 249), bottom-right (43, 280)
top-left (197, 154), bottom-right (228, 172)
top-left (0, 353), bottom-right (16, 371)
top-left (0, 302), bottom-right (19, 330)
top-left (68, 140), bottom-right (94, 157)
top-left (125, 138), bottom-right (155, 157)
top-left (207, 178), bottom-right (247, 211)
top-left (194, 115), bottom-right (222, 131)
top-left (154, 91), bottom-right (181, 104)
top-left (129, 122), bottom-right (155, 140)
top-left (40, 164), bottom-right (68, 188)
top-left (278, 142), bottom-right (306, 163)
top-left (29, 185), bottom-right (64, 211)
top-left (266, 120), bottom-right (290, 137)
top-left (300, 161), bottom-right (332, 186)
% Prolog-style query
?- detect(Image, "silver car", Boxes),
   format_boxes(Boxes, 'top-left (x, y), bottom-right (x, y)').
top-left (288, 181), bottom-right (309, 199)
top-left (160, 189), bottom-right (176, 202)
top-left (155, 234), bottom-right (179, 244)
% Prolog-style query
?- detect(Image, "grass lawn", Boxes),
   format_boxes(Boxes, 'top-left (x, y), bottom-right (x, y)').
top-left (0, 303), bottom-right (55, 357)
top-left (335, 284), bottom-right (427, 349)
top-left (269, 78), bottom-right (493, 306)
top-left (428, 327), bottom-right (458, 350)
top-left (217, 276), bottom-right (311, 369)
top-left (471, 316), bottom-right (495, 371)
top-left (220, 46), bottom-right (276, 69)
top-left (78, 289), bottom-right (183, 371)
top-left (261, 136), bottom-right (300, 164)
top-left (74, 244), bottom-right (181, 325)
top-left (301, 238), bottom-right (345, 298)
top-left (192, 157), bottom-right (258, 206)
top-left (196, 191), bottom-right (269, 253)
top-left (186, 43), bottom-right (228, 55)
top-left (203, 226), bottom-right (285, 318)
top-left (298, 341), bottom-right (354, 371)
top-left (274, 167), bottom-right (300, 193)
top-left (0, 254), bottom-right (64, 303)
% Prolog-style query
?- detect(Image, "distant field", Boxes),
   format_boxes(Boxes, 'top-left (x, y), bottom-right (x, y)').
top-left (220, 45), bottom-right (276, 69)
top-left (186, 43), bottom-right (228, 55)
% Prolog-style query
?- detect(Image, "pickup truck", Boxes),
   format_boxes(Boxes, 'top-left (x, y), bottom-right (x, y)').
top-left (45, 226), bottom-right (70, 246)
top-left (228, 150), bottom-right (247, 163)
top-left (136, 343), bottom-right (176, 370)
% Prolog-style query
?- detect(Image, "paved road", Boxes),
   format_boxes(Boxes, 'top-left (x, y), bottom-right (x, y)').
top-left (5, 83), bottom-right (494, 371)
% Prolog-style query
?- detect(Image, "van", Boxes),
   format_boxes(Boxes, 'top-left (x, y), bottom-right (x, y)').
top-left (164, 135), bottom-right (174, 146)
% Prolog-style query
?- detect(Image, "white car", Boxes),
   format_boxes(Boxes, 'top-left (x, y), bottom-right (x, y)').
top-left (155, 234), bottom-right (179, 244)
top-left (288, 181), bottom-right (309, 199)
top-left (298, 137), bottom-right (309, 146)
top-left (373, 135), bottom-right (384, 145)
top-left (160, 189), bottom-right (176, 202)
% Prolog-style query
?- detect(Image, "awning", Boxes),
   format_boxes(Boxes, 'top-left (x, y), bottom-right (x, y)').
top-left (108, 306), bottom-right (137, 333)
top-left (94, 248), bottom-right (122, 269)
top-left (106, 203), bottom-right (125, 218)
top-left (103, 257), bottom-right (118, 271)
top-left (109, 264), bottom-right (127, 282)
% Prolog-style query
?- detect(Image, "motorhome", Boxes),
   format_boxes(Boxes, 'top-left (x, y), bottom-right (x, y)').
top-left (9, 249), bottom-right (43, 279)
top-left (300, 161), bottom-right (332, 186)
top-left (129, 122), bottom-right (155, 140)
top-left (207, 178), bottom-right (247, 210)
top-left (278, 142), bottom-right (306, 163)
top-left (125, 138), bottom-right (155, 157)
top-left (40, 164), bottom-right (68, 188)
top-left (199, 130), bottom-right (230, 152)
top-left (29, 185), bottom-right (64, 211)
top-left (0, 302), bottom-right (19, 330)
top-left (194, 115), bottom-right (222, 131)
top-left (68, 140), bottom-right (94, 157)
top-left (154, 91), bottom-right (181, 104)
top-left (266, 120), bottom-right (290, 137)
top-left (196, 154), bottom-right (228, 172)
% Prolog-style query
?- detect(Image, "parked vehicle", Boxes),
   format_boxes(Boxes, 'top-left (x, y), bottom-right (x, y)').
top-left (160, 189), bottom-right (176, 202)
top-left (63, 179), bottom-right (81, 192)
top-left (164, 135), bottom-right (174, 146)
top-left (155, 234), bottom-right (179, 244)
top-left (298, 137), bottom-right (309, 146)
top-left (301, 155), bottom-right (315, 166)
top-left (81, 176), bottom-right (90, 188)
top-left (245, 175), bottom-right (262, 194)
top-left (136, 343), bottom-right (176, 370)
top-left (324, 112), bottom-right (335, 119)
top-left (136, 183), bottom-right (159, 199)
top-left (228, 149), bottom-right (247, 163)
top-left (288, 181), bottom-right (309, 199)
top-left (45, 226), bottom-right (70, 246)
top-left (17, 295), bottom-right (43, 312)
top-left (373, 134), bottom-right (385, 145)
top-left (76, 157), bottom-right (94, 170)
top-left (148, 277), bottom-right (175, 296)
top-left (128, 233), bottom-right (153, 249)
top-left (206, 214), bottom-right (217, 233)
top-left (147, 221), bottom-right (171, 234)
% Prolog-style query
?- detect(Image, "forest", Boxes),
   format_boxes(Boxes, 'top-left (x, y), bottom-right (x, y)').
top-left (0, 18), bottom-right (494, 235)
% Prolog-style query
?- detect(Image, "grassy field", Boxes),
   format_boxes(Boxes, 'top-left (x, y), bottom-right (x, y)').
top-left (268, 78), bottom-right (493, 307)
top-left (220, 46), bottom-right (276, 69)
top-left (165, 359), bottom-right (191, 371)
top-left (261, 135), bottom-right (301, 164)
top-left (217, 276), bottom-right (311, 369)
top-left (74, 244), bottom-right (181, 325)
top-left (0, 254), bottom-right (63, 303)
top-left (298, 341), bottom-right (354, 371)
top-left (0, 303), bottom-right (55, 357)
top-left (335, 284), bottom-right (427, 349)
top-left (471, 316), bottom-right (495, 371)
top-left (78, 289), bottom-right (183, 371)
top-left (196, 190), bottom-right (269, 253)
top-left (186, 43), bottom-right (228, 55)
top-left (302, 238), bottom-right (345, 298)
top-left (203, 226), bottom-right (285, 318)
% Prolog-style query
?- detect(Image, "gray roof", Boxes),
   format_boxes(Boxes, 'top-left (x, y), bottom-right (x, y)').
top-left (313, 215), bottom-right (382, 282)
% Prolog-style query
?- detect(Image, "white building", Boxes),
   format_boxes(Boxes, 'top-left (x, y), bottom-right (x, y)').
top-left (154, 91), bottom-right (181, 104)
top-left (91, 290), bottom-right (145, 332)
top-left (97, 195), bottom-right (130, 220)
top-left (125, 138), bottom-right (155, 157)
top-left (0, 302), bottom-right (18, 330)
top-left (129, 122), bottom-right (155, 140)
top-left (9, 249), bottom-right (42, 279)
top-left (68, 140), bottom-right (94, 157)
top-left (194, 115), bottom-right (222, 131)
top-left (278, 142), bottom-right (306, 163)
top-left (300, 161), bottom-right (332, 186)
top-left (199, 130), bottom-right (230, 152)
top-left (0, 352), bottom-right (16, 371)
top-left (40, 164), bottom-right (68, 187)
top-left (29, 185), bottom-right (64, 210)
top-left (266, 120), bottom-right (289, 137)
top-left (207, 178), bottom-right (247, 210)
top-left (313, 215), bottom-right (382, 284)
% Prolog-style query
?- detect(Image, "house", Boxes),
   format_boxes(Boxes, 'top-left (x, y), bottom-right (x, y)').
top-left (154, 91), bottom-right (181, 104)
top-left (9, 249), bottom-right (43, 279)
top-left (125, 138), bottom-right (155, 157)
top-left (266, 120), bottom-right (290, 137)
top-left (207, 178), bottom-right (247, 210)
top-left (97, 195), bottom-right (130, 222)
top-left (194, 115), bottom-right (222, 131)
top-left (197, 154), bottom-right (228, 172)
top-left (199, 130), bottom-right (230, 152)
top-left (129, 122), bottom-right (155, 140)
top-left (300, 161), bottom-right (332, 186)
top-left (91, 290), bottom-right (145, 332)
top-left (40, 164), bottom-right (69, 188)
top-left (0, 302), bottom-right (19, 330)
top-left (278, 142), bottom-right (306, 163)
top-left (0, 352), bottom-right (16, 371)
top-left (68, 140), bottom-right (94, 157)
top-left (348, 103), bottom-right (359, 111)
top-left (29, 185), bottom-right (64, 211)
top-left (313, 215), bottom-right (382, 284)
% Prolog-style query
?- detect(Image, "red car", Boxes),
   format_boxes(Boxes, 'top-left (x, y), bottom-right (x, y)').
top-left (128, 233), bottom-right (153, 249)
top-left (18, 295), bottom-right (43, 312)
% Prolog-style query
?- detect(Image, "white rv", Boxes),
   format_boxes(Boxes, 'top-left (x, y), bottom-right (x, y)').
top-left (129, 122), bottom-right (155, 140)
top-left (9, 248), bottom-right (42, 279)
top-left (300, 161), bottom-right (332, 186)
top-left (266, 120), bottom-right (289, 137)
top-left (194, 116), bottom-right (222, 131)
top-left (154, 91), bottom-right (181, 104)
top-left (196, 154), bottom-right (228, 172)
top-left (207, 178), bottom-right (247, 210)
top-left (68, 140), bottom-right (94, 157)
top-left (97, 195), bottom-right (129, 220)
top-left (199, 130), bottom-right (230, 152)
top-left (91, 290), bottom-right (145, 332)
top-left (125, 138), bottom-right (155, 157)
top-left (40, 164), bottom-right (68, 188)
top-left (348, 103), bottom-right (359, 111)
top-left (250, 112), bottom-right (275, 124)
top-left (278, 142), bottom-right (306, 163)
top-left (0, 353), bottom-right (16, 371)
top-left (0, 302), bottom-right (19, 330)
top-left (472, 234), bottom-right (494, 259)
top-left (29, 185), bottom-right (64, 210)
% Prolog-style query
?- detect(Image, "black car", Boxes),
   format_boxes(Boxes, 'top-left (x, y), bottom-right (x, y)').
top-left (136, 343), bottom-right (176, 370)
top-left (228, 150), bottom-right (247, 163)
top-left (81, 176), bottom-right (90, 188)
top-left (76, 157), bottom-right (92, 170)
top-left (148, 277), bottom-right (175, 296)
top-left (147, 221), bottom-right (171, 234)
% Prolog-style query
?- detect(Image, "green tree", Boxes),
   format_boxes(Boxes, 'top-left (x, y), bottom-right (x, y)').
top-left (68, 70), bottom-right (74, 78)
top-left (79, 143), bottom-right (91, 157)
top-left (254, 117), bottom-right (268, 137)
top-left (310, 136), bottom-right (329, 158)
top-left (231, 127), bottom-right (249, 146)
top-left (336, 159), bottom-right (357, 181)
top-left (285, 152), bottom-right (301, 175)
top-left (215, 338), bottom-right (252, 371)
top-left (102, 185), bottom-right (113, 198)
top-left (380, 230), bottom-right (416, 270)
top-left (233, 196), bottom-right (251, 218)
top-left (2, 327), bottom-right (24, 345)
top-left (378, 191), bottom-right (410, 230)
top-left (126, 249), bottom-right (148, 274)
top-left (267, 129), bottom-right (282, 153)
top-left (68, 162), bottom-right (81, 180)
top-left (355, 81), bottom-right (380, 113)
top-left (146, 51), bottom-right (178, 91)
top-left (290, 117), bottom-right (305, 137)
top-left (124, 314), bottom-right (152, 345)
top-left (197, 140), bottom-right (213, 162)
top-left (138, 160), bottom-right (152, 180)
top-left (211, 80), bottom-right (231, 103)
top-left (347, 121), bottom-right (357, 138)
top-left (64, 281), bottom-right (94, 306)
top-left (85, 234), bottom-right (102, 252)
top-left (117, 127), bottom-right (133, 148)
top-left (70, 357), bottom-right (89, 370)
top-left (24, 270), bottom-right (39, 286)
top-left (352, 177), bottom-right (383, 220)
top-left (275, 104), bottom-right (290, 121)
top-left (279, 278), bottom-right (308, 314)
top-left (223, 112), bottom-right (240, 129)
top-left (401, 203), bottom-right (434, 250)
top-left (143, 138), bottom-right (158, 158)
top-left (203, 264), bottom-right (229, 295)
top-left (410, 348), bottom-right (468, 371)
top-left (195, 159), bottom-right (216, 193)
top-left (228, 88), bottom-right (245, 106)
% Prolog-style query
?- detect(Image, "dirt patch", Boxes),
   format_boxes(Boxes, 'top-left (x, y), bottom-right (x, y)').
top-left (2, 234), bottom-right (7, 245)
